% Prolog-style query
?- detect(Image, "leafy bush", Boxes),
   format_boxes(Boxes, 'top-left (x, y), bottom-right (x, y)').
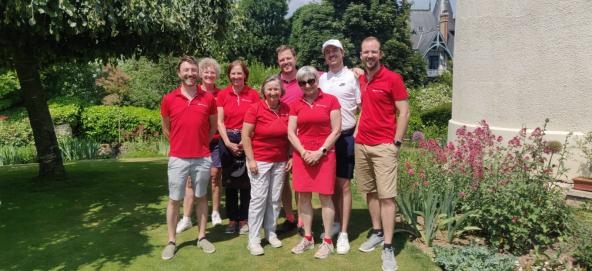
top-left (433, 244), bottom-right (517, 271)
top-left (41, 61), bottom-right (102, 103)
top-left (0, 144), bottom-right (36, 165)
top-left (0, 118), bottom-right (33, 147)
top-left (81, 105), bottom-right (161, 143)
top-left (0, 69), bottom-right (21, 110)
top-left (420, 102), bottom-right (451, 127)
top-left (48, 97), bottom-right (83, 129)
top-left (569, 208), bottom-right (592, 269)
top-left (416, 120), bottom-right (572, 254)
top-left (119, 56), bottom-right (178, 109)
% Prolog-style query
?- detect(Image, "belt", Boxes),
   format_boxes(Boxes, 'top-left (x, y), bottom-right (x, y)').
top-left (341, 127), bottom-right (355, 136)
top-left (226, 128), bottom-right (242, 134)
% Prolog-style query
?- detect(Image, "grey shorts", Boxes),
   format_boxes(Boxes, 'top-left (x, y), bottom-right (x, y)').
top-left (167, 157), bottom-right (212, 201)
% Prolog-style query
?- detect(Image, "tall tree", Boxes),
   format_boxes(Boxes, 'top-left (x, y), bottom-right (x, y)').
top-left (0, 0), bottom-right (230, 179)
top-left (290, 0), bottom-right (426, 86)
top-left (223, 0), bottom-right (289, 65)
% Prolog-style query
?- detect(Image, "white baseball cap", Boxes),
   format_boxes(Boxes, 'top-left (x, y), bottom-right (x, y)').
top-left (322, 39), bottom-right (343, 53)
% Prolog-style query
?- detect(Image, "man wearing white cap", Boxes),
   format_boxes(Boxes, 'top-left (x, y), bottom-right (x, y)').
top-left (318, 39), bottom-right (361, 255)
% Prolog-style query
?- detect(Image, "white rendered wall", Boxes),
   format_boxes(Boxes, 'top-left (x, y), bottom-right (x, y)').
top-left (449, 0), bottom-right (592, 179)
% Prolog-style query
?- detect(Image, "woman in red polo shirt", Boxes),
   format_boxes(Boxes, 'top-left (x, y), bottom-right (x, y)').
top-left (242, 75), bottom-right (291, 255)
top-left (217, 60), bottom-right (260, 235)
top-left (288, 66), bottom-right (342, 259)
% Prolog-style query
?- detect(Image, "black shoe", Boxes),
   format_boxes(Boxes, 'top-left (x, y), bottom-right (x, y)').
top-left (276, 220), bottom-right (297, 235)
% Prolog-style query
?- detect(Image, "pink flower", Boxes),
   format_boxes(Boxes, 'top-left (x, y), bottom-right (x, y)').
top-left (457, 191), bottom-right (466, 199)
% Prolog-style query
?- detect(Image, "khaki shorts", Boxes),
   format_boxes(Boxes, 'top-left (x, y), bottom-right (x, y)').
top-left (354, 143), bottom-right (398, 199)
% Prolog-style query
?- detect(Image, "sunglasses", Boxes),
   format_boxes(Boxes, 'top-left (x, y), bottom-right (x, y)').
top-left (297, 78), bottom-right (316, 87)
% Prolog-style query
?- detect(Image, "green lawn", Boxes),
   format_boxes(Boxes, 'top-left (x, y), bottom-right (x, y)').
top-left (0, 158), bottom-right (438, 271)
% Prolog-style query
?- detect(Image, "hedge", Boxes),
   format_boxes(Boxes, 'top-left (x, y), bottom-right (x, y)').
top-left (81, 105), bottom-right (161, 143)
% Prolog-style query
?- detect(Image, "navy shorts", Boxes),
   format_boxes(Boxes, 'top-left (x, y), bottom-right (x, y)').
top-left (335, 128), bottom-right (355, 179)
top-left (210, 138), bottom-right (222, 168)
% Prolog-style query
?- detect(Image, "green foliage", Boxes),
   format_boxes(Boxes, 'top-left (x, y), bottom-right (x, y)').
top-left (0, 117), bottom-right (33, 147)
top-left (0, 69), bottom-right (21, 110)
top-left (41, 61), bottom-right (102, 103)
top-left (80, 105), bottom-right (161, 143)
top-left (119, 56), bottom-right (178, 109)
top-left (397, 148), bottom-right (478, 247)
top-left (48, 97), bottom-right (82, 128)
top-left (223, 0), bottom-right (289, 65)
top-left (433, 244), bottom-right (517, 271)
top-left (290, 0), bottom-right (426, 86)
top-left (58, 137), bottom-right (106, 161)
top-left (570, 208), bottom-right (592, 269)
top-left (576, 131), bottom-right (592, 177)
top-left (407, 82), bottom-right (452, 140)
top-left (469, 173), bottom-right (569, 254)
top-left (289, 3), bottom-right (344, 68)
top-left (420, 102), bottom-right (451, 127)
top-left (0, 144), bottom-right (36, 165)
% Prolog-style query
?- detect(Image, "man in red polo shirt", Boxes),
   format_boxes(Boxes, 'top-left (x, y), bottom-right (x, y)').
top-left (160, 56), bottom-right (218, 260)
top-left (354, 37), bottom-right (410, 271)
top-left (275, 45), bottom-right (301, 234)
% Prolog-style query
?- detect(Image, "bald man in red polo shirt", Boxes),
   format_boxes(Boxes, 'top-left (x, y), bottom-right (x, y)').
top-left (354, 37), bottom-right (410, 271)
top-left (160, 56), bottom-right (218, 260)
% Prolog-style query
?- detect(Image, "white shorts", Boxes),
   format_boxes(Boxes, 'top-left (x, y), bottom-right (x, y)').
top-left (167, 157), bottom-right (211, 201)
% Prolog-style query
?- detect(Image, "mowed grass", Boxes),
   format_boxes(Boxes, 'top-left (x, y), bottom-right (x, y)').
top-left (0, 158), bottom-right (438, 271)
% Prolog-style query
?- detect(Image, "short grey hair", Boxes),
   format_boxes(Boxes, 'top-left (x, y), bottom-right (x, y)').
top-left (198, 57), bottom-right (221, 80)
top-left (260, 74), bottom-right (285, 97)
top-left (296, 66), bottom-right (318, 82)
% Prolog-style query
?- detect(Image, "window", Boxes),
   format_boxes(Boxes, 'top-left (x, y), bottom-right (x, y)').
top-left (428, 55), bottom-right (439, 69)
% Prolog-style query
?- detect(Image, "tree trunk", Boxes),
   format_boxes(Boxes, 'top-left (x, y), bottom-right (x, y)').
top-left (13, 49), bottom-right (66, 179)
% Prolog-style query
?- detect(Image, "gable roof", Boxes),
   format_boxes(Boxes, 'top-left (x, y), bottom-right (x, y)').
top-left (410, 0), bottom-right (455, 57)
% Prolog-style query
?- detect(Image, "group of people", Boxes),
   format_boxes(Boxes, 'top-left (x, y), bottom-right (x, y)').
top-left (159, 36), bottom-right (410, 271)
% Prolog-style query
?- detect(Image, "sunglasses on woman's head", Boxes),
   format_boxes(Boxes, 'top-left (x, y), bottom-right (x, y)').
top-left (297, 78), bottom-right (316, 87)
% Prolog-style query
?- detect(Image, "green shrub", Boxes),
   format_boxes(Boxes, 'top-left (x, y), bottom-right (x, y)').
top-left (412, 120), bottom-right (572, 254)
top-left (0, 70), bottom-right (21, 110)
top-left (570, 208), bottom-right (592, 269)
top-left (0, 144), bottom-right (36, 165)
top-left (119, 56), bottom-right (178, 109)
top-left (433, 244), bottom-right (517, 271)
top-left (81, 105), bottom-right (161, 143)
top-left (0, 118), bottom-right (33, 147)
top-left (48, 97), bottom-right (83, 128)
top-left (420, 102), bottom-right (451, 127)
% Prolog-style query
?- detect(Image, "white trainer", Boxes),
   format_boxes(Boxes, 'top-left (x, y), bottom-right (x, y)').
top-left (175, 217), bottom-right (192, 233)
top-left (211, 211), bottom-right (222, 226)
top-left (336, 232), bottom-right (350, 254)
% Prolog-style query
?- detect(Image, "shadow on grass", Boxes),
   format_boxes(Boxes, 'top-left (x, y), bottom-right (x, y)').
top-left (0, 159), bottom-right (168, 270)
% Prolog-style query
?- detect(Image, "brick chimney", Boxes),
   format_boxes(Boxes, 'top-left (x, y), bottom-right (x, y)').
top-left (440, 10), bottom-right (449, 43)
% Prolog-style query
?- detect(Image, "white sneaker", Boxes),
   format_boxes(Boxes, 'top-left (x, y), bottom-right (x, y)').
top-left (336, 232), bottom-right (350, 254)
top-left (175, 217), bottom-right (192, 233)
top-left (247, 242), bottom-right (264, 256)
top-left (211, 211), bottom-right (222, 226)
top-left (267, 236), bottom-right (283, 248)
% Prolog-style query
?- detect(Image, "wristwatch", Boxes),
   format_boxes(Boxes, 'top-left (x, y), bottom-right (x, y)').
top-left (394, 140), bottom-right (402, 147)
top-left (321, 147), bottom-right (328, 155)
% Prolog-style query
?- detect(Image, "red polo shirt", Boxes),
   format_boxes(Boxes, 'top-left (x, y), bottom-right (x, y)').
top-left (217, 85), bottom-right (260, 129)
top-left (289, 90), bottom-right (340, 139)
top-left (356, 66), bottom-right (409, 145)
top-left (160, 87), bottom-right (217, 158)
top-left (243, 100), bottom-right (290, 162)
